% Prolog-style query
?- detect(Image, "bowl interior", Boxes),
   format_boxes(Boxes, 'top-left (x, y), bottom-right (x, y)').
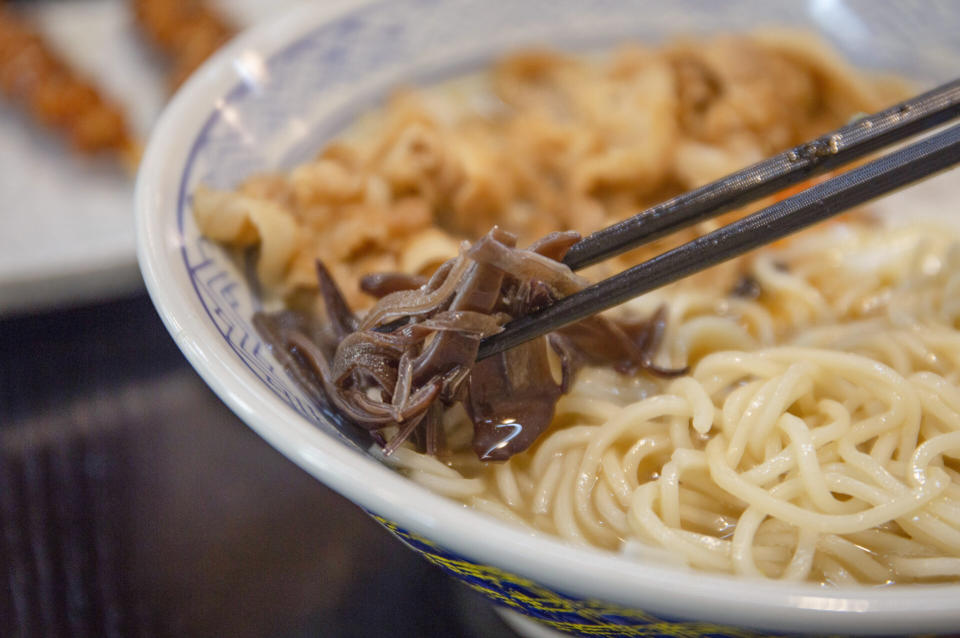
top-left (137, 0), bottom-right (960, 633)
top-left (168, 0), bottom-right (960, 443)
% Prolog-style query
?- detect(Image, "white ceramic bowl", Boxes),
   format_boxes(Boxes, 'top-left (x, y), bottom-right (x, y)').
top-left (136, 1), bottom-right (960, 635)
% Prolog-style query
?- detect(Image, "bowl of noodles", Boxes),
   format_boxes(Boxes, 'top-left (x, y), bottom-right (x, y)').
top-left (136, 1), bottom-right (960, 635)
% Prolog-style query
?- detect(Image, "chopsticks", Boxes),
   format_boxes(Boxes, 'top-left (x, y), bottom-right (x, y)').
top-left (477, 81), bottom-right (960, 361)
top-left (563, 78), bottom-right (960, 271)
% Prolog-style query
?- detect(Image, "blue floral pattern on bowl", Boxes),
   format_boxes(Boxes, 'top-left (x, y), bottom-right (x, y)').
top-left (376, 516), bottom-right (780, 638)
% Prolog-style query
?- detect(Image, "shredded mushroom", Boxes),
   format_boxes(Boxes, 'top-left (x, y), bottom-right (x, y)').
top-left (255, 228), bottom-right (684, 461)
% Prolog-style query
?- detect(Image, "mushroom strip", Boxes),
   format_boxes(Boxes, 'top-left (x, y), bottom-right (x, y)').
top-left (255, 227), bottom-right (684, 461)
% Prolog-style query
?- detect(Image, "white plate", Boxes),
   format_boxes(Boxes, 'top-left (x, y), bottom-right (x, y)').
top-left (0, 0), bottom-right (304, 315)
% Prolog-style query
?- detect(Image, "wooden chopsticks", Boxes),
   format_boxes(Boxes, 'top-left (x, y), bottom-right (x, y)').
top-left (478, 79), bottom-right (960, 361)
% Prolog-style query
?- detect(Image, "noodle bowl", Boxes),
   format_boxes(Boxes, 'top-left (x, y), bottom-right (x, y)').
top-left (191, 32), bottom-right (960, 586)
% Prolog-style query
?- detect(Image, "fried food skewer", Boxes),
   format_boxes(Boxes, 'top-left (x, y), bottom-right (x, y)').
top-left (0, 5), bottom-right (138, 165)
top-left (131, 0), bottom-right (236, 89)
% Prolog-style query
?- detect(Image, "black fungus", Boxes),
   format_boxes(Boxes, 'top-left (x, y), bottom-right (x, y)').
top-left (256, 227), bottom-right (681, 461)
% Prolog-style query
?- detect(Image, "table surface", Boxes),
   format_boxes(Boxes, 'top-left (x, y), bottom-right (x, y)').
top-left (0, 292), bottom-right (519, 638)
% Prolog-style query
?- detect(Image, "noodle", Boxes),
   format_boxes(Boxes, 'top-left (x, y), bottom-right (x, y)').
top-left (390, 223), bottom-right (960, 585)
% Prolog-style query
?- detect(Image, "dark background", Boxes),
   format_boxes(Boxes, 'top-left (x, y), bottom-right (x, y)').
top-left (0, 293), bottom-right (518, 637)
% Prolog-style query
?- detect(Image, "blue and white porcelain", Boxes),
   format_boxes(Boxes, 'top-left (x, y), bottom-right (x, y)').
top-left (135, 1), bottom-right (960, 635)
